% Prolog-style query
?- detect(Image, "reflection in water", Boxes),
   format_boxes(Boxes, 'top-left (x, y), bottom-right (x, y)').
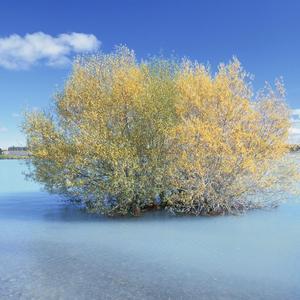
top-left (0, 160), bottom-right (300, 299)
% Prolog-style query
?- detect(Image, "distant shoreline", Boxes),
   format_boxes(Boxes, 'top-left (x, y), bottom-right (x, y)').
top-left (0, 155), bottom-right (29, 160)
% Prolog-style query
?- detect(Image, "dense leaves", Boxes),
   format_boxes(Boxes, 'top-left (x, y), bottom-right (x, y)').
top-left (23, 47), bottom-right (297, 216)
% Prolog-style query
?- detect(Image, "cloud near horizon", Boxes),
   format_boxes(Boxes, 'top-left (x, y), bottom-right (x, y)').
top-left (290, 109), bottom-right (300, 144)
top-left (0, 126), bottom-right (8, 132)
top-left (0, 32), bottom-right (101, 70)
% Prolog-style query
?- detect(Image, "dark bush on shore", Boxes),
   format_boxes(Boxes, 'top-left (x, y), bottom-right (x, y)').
top-left (290, 144), bottom-right (300, 152)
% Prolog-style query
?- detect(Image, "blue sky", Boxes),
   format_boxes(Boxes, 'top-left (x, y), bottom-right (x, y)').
top-left (0, 0), bottom-right (300, 147)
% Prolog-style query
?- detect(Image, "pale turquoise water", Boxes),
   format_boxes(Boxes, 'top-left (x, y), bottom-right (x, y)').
top-left (0, 160), bottom-right (299, 299)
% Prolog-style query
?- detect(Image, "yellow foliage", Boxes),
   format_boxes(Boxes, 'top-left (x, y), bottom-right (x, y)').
top-left (23, 47), bottom-right (297, 216)
top-left (167, 58), bottom-right (293, 214)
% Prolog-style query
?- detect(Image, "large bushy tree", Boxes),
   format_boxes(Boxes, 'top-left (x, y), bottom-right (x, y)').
top-left (23, 47), bottom-right (297, 216)
top-left (167, 59), bottom-right (296, 214)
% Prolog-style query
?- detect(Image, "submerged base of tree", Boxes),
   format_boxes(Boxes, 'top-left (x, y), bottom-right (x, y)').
top-left (63, 187), bottom-right (282, 217)
top-left (23, 47), bottom-right (299, 217)
top-left (72, 198), bottom-right (280, 218)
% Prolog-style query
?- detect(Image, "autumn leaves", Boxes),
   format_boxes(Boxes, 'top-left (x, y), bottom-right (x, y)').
top-left (23, 47), bottom-right (295, 216)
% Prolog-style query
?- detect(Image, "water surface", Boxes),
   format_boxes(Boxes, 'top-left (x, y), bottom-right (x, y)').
top-left (0, 160), bottom-right (299, 299)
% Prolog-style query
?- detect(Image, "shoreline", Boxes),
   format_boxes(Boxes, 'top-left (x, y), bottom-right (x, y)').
top-left (0, 155), bottom-right (29, 160)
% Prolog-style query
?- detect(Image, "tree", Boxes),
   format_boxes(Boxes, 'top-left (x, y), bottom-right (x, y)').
top-left (166, 59), bottom-right (297, 215)
top-left (23, 47), bottom-right (298, 216)
top-left (24, 47), bottom-right (178, 216)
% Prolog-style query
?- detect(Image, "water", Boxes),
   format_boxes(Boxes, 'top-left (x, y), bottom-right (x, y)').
top-left (0, 160), bottom-right (299, 299)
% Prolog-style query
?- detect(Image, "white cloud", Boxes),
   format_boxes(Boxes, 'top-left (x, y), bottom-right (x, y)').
top-left (292, 109), bottom-right (300, 115)
top-left (290, 109), bottom-right (300, 144)
top-left (0, 126), bottom-right (8, 132)
top-left (291, 109), bottom-right (300, 120)
top-left (0, 32), bottom-right (101, 70)
top-left (289, 127), bottom-right (300, 135)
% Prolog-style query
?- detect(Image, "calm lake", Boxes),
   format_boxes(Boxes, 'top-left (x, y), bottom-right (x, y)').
top-left (0, 159), bottom-right (299, 299)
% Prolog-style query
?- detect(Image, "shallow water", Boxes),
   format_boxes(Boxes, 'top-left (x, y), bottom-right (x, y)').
top-left (0, 160), bottom-right (299, 299)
